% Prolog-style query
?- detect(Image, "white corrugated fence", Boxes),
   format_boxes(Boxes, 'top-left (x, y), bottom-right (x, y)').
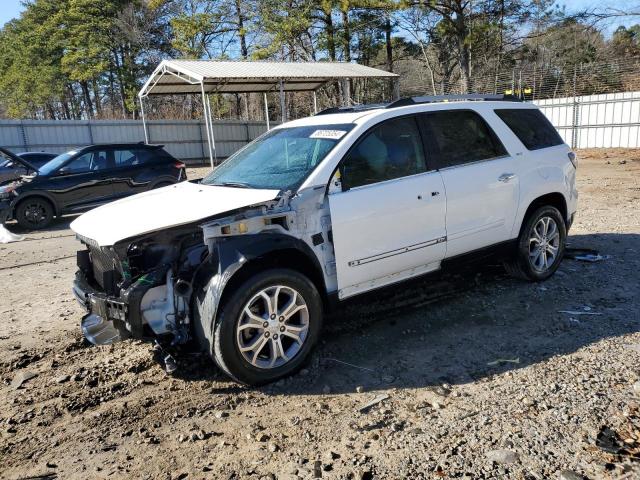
top-left (0, 119), bottom-right (273, 164)
top-left (2, 92), bottom-right (640, 159)
top-left (535, 91), bottom-right (640, 148)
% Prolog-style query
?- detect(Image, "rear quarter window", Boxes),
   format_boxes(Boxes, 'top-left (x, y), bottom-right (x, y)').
top-left (114, 148), bottom-right (172, 166)
top-left (495, 109), bottom-right (564, 150)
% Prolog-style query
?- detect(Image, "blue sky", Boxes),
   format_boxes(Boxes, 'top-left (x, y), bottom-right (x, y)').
top-left (0, 0), bottom-right (637, 33)
top-left (0, 0), bottom-right (24, 27)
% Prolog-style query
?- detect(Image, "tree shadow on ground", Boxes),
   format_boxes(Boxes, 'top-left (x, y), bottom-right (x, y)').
top-left (201, 232), bottom-right (639, 395)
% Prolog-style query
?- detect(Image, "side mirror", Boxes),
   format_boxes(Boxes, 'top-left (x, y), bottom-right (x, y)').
top-left (328, 165), bottom-right (348, 194)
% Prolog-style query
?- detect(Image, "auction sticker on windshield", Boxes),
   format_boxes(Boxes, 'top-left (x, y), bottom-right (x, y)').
top-left (309, 129), bottom-right (347, 140)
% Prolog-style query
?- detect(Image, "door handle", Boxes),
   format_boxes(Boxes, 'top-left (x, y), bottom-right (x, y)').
top-left (498, 173), bottom-right (516, 183)
top-left (418, 192), bottom-right (440, 200)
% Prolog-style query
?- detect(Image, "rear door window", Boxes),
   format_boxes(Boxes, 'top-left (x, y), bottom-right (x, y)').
top-left (495, 108), bottom-right (564, 150)
top-left (421, 110), bottom-right (507, 168)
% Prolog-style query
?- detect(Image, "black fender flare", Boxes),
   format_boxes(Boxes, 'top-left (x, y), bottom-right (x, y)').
top-left (190, 232), bottom-right (326, 349)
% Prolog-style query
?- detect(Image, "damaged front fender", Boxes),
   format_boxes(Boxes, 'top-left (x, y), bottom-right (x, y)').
top-left (191, 233), bottom-right (326, 351)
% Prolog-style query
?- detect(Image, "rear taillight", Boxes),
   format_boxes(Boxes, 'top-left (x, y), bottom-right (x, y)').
top-left (175, 161), bottom-right (186, 169)
top-left (568, 151), bottom-right (578, 169)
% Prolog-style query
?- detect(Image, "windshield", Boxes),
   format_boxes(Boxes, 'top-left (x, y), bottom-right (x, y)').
top-left (202, 124), bottom-right (354, 190)
top-left (38, 151), bottom-right (77, 175)
top-left (0, 150), bottom-right (13, 168)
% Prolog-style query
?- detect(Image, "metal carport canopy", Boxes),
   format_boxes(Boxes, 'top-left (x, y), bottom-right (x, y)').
top-left (137, 60), bottom-right (399, 168)
top-left (138, 59), bottom-right (398, 95)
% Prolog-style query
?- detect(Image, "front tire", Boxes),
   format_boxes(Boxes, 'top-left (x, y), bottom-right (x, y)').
top-left (505, 205), bottom-right (566, 281)
top-left (204, 268), bottom-right (323, 386)
top-left (15, 198), bottom-right (54, 230)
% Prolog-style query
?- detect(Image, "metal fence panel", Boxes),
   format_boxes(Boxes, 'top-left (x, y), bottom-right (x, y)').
top-left (3, 95), bottom-right (639, 157)
top-left (0, 121), bottom-right (26, 149)
top-left (91, 121), bottom-right (145, 144)
top-left (0, 119), bottom-right (273, 163)
top-left (535, 91), bottom-right (640, 148)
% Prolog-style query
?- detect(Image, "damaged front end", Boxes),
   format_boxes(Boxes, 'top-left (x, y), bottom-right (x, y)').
top-left (73, 225), bottom-right (209, 346)
top-left (73, 184), bottom-right (337, 349)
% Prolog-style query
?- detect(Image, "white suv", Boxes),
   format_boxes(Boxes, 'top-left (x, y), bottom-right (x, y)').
top-left (71, 94), bottom-right (578, 385)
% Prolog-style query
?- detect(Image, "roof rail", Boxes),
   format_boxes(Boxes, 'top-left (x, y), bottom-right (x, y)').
top-left (386, 94), bottom-right (521, 109)
top-left (315, 103), bottom-right (388, 116)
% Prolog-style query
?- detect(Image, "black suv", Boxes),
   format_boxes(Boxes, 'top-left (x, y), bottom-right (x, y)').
top-left (0, 143), bottom-right (187, 229)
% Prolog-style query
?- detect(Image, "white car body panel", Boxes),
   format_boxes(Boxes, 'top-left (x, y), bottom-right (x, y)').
top-left (510, 144), bottom-right (576, 237)
top-left (439, 155), bottom-right (520, 258)
top-left (329, 171), bottom-right (447, 298)
top-left (70, 181), bottom-right (279, 246)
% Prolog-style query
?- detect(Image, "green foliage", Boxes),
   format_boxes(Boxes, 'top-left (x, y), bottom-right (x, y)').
top-left (252, 0), bottom-right (315, 59)
top-left (0, 0), bottom-right (68, 117)
top-left (611, 25), bottom-right (640, 57)
top-left (0, 0), bottom-right (637, 119)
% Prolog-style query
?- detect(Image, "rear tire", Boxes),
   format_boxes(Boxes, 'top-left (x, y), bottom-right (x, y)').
top-left (197, 268), bottom-right (323, 386)
top-left (15, 197), bottom-right (54, 230)
top-left (504, 205), bottom-right (566, 281)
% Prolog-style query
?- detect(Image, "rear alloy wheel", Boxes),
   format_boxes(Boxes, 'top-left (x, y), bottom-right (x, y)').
top-left (504, 205), bottom-right (566, 281)
top-left (211, 269), bottom-right (322, 385)
top-left (528, 216), bottom-right (561, 273)
top-left (15, 198), bottom-right (54, 230)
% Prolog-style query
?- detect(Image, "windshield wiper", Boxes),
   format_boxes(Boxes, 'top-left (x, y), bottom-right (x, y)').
top-left (218, 181), bottom-right (251, 188)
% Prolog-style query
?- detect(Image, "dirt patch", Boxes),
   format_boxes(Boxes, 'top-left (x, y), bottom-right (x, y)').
top-left (1, 153), bottom-right (639, 479)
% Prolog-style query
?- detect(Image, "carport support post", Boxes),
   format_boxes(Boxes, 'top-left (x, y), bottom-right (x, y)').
top-left (313, 91), bottom-right (318, 114)
top-left (341, 78), bottom-right (351, 106)
top-left (392, 77), bottom-right (400, 101)
top-left (263, 92), bottom-right (270, 130)
top-left (279, 79), bottom-right (287, 123)
top-left (139, 96), bottom-right (149, 144)
top-left (206, 94), bottom-right (217, 164)
top-left (200, 81), bottom-right (215, 169)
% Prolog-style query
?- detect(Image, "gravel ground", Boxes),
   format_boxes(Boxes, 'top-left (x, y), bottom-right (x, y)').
top-left (0, 151), bottom-right (639, 480)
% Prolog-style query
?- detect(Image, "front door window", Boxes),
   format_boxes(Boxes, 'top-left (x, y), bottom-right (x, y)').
top-left (341, 116), bottom-right (427, 189)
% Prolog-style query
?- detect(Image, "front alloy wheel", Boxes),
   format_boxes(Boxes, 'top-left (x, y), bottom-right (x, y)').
top-left (210, 268), bottom-right (323, 385)
top-left (236, 285), bottom-right (310, 369)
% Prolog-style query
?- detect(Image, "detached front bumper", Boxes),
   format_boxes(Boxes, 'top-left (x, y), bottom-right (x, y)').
top-left (73, 270), bottom-right (129, 345)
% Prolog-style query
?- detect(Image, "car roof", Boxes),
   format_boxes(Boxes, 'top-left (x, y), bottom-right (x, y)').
top-left (75, 143), bottom-right (165, 151)
top-left (279, 95), bottom-right (536, 129)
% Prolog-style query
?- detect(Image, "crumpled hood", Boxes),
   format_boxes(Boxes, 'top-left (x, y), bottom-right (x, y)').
top-left (70, 181), bottom-right (280, 246)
